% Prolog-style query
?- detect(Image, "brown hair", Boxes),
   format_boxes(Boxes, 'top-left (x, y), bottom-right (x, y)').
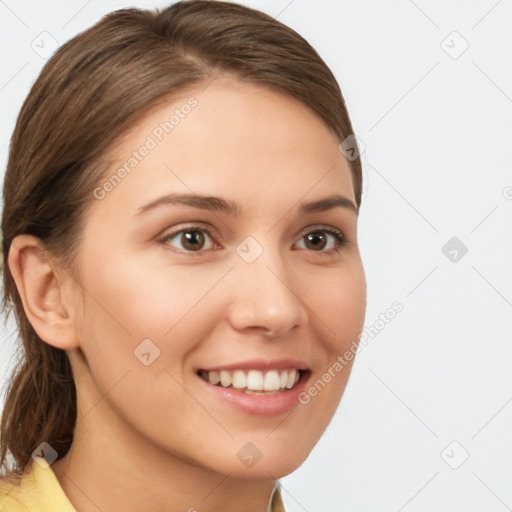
top-left (0, 0), bottom-right (362, 477)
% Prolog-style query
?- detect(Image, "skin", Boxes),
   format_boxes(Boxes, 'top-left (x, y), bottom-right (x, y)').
top-left (9, 76), bottom-right (366, 512)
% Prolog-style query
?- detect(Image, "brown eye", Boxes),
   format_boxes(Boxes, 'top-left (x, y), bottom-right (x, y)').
top-left (180, 230), bottom-right (205, 251)
top-left (295, 226), bottom-right (345, 253)
top-left (163, 227), bottom-right (215, 253)
top-left (304, 232), bottom-right (327, 251)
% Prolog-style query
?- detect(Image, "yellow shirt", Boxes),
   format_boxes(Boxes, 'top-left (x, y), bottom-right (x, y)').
top-left (0, 461), bottom-right (76, 511)
top-left (0, 462), bottom-right (286, 511)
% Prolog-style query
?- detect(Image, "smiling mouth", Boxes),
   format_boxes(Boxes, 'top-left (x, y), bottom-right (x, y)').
top-left (197, 368), bottom-right (309, 395)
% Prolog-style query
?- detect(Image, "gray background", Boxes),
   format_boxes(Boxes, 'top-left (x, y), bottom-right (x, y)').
top-left (1, 1), bottom-right (511, 510)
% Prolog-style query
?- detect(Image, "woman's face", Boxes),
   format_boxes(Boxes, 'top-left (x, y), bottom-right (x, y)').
top-left (69, 77), bottom-right (366, 478)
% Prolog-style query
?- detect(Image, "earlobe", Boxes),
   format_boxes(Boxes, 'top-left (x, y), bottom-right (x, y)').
top-left (7, 234), bottom-right (80, 350)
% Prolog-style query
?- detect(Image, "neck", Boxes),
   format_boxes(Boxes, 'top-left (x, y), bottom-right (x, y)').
top-left (52, 415), bottom-right (277, 512)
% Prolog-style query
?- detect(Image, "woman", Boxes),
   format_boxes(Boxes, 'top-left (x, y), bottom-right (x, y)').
top-left (0, 1), bottom-right (366, 510)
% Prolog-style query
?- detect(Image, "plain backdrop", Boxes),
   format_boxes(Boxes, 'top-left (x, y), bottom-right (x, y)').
top-left (1, 1), bottom-right (511, 511)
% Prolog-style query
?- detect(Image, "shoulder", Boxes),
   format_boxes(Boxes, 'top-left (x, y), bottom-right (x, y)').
top-left (0, 476), bottom-right (30, 511)
top-left (0, 460), bottom-right (76, 512)
top-left (0, 496), bottom-right (30, 512)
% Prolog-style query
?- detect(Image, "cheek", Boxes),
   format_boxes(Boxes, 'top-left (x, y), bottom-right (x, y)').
top-left (308, 259), bottom-right (367, 352)
top-left (77, 254), bottom-right (228, 368)
top-left (74, 255), bottom-right (220, 427)
top-left (296, 260), bottom-right (365, 416)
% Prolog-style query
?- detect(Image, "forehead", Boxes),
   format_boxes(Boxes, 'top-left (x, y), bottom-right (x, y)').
top-left (89, 77), bottom-right (355, 218)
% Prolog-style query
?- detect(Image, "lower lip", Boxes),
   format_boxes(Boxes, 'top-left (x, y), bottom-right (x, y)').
top-left (197, 371), bottom-right (311, 417)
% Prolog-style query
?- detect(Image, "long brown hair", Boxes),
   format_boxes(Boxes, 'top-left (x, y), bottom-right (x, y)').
top-left (0, 0), bottom-right (362, 477)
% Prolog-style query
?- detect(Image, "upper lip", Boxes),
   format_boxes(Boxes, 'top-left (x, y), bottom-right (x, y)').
top-left (197, 359), bottom-right (310, 372)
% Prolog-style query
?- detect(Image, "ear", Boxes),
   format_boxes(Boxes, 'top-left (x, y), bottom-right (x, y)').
top-left (7, 234), bottom-right (80, 350)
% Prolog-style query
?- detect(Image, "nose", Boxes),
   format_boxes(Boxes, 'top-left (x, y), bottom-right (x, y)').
top-left (226, 244), bottom-right (309, 338)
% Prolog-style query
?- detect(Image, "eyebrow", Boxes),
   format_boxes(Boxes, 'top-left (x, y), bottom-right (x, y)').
top-left (135, 193), bottom-right (358, 217)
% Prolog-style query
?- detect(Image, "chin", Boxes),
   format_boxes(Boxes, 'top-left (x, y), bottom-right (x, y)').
top-left (207, 442), bottom-right (313, 480)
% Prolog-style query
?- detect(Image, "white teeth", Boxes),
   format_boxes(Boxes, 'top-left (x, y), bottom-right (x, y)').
top-left (280, 371), bottom-right (288, 388)
top-left (263, 370), bottom-right (281, 391)
top-left (232, 370), bottom-right (246, 389)
top-left (286, 371), bottom-right (295, 389)
top-left (220, 370), bottom-right (232, 387)
top-left (244, 388), bottom-right (281, 395)
top-left (200, 368), bottom-right (302, 393)
top-left (247, 370), bottom-right (264, 391)
top-left (208, 371), bottom-right (220, 385)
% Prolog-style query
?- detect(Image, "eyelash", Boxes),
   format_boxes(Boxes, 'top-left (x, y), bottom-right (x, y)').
top-left (159, 224), bottom-right (347, 257)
